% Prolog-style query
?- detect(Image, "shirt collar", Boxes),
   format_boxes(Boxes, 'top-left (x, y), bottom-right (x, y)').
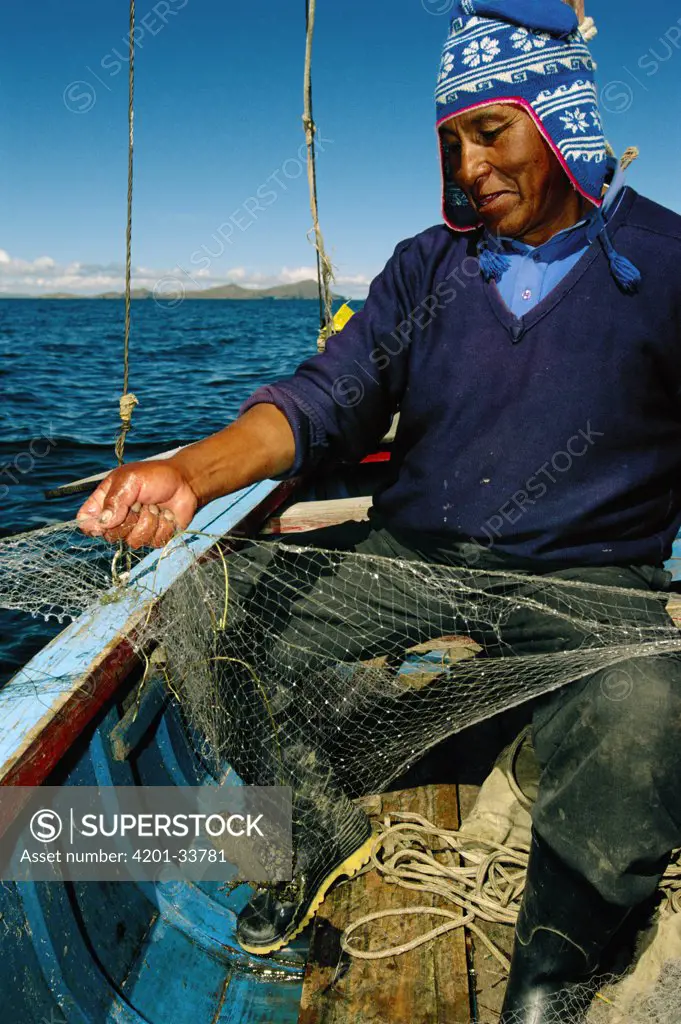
top-left (481, 166), bottom-right (628, 262)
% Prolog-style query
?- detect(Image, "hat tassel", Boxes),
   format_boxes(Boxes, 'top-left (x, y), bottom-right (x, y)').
top-left (478, 246), bottom-right (511, 283)
top-left (597, 225), bottom-right (641, 295)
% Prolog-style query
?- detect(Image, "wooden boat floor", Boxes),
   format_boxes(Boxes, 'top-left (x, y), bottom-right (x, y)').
top-left (298, 782), bottom-right (474, 1024)
top-left (297, 700), bottom-right (544, 1023)
top-left (458, 783), bottom-right (515, 1023)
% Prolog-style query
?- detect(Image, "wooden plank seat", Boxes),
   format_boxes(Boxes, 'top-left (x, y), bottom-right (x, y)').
top-left (297, 784), bottom-right (471, 1024)
top-left (668, 594), bottom-right (681, 625)
top-left (261, 496), bottom-right (372, 535)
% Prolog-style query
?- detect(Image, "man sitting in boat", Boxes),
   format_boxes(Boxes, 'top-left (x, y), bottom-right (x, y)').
top-left (78, 1), bottom-right (681, 1019)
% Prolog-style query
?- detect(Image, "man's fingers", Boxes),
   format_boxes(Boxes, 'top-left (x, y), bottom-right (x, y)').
top-left (99, 475), bottom-right (143, 531)
top-left (75, 462), bottom-right (195, 544)
top-left (79, 480), bottom-right (181, 550)
top-left (77, 471), bottom-right (143, 535)
top-left (152, 512), bottom-right (178, 548)
top-left (98, 503), bottom-right (178, 548)
top-left (102, 503), bottom-right (141, 543)
top-left (76, 478), bottom-right (113, 533)
top-left (125, 505), bottom-right (162, 549)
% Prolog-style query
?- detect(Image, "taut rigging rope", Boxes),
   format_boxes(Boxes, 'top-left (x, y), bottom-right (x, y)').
top-left (112, 0), bottom-right (138, 583)
top-left (115, 0), bottom-right (138, 470)
top-left (303, 0), bottom-right (336, 351)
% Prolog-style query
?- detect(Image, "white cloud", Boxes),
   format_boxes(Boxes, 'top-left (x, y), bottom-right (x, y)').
top-left (0, 249), bottom-right (372, 299)
top-left (336, 273), bottom-right (372, 288)
top-left (279, 266), bottom-right (319, 284)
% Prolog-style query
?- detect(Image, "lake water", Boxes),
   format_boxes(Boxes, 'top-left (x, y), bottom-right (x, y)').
top-left (0, 298), bottom-right (336, 683)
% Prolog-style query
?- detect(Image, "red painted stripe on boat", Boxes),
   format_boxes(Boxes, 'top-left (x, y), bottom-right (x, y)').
top-left (360, 452), bottom-right (391, 464)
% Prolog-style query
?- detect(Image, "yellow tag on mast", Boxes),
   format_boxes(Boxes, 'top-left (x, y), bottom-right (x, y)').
top-left (317, 301), bottom-right (355, 352)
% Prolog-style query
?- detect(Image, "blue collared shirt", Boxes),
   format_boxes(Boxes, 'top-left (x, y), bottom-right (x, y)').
top-left (486, 163), bottom-right (628, 316)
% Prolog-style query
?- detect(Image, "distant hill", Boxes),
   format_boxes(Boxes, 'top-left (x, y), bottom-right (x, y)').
top-left (181, 280), bottom-right (334, 301)
top-left (91, 288), bottom-right (156, 300)
top-left (1, 280), bottom-right (344, 301)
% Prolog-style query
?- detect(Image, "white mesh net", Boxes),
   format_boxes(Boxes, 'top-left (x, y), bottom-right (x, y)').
top-left (3, 520), bottom-right (681, 1012)
top-left (499, 965), bottom-right (681, 1024)
top-left (0, 522), bottom-right (116, 624)
top-left (3, 521), bottom-right (681, 800)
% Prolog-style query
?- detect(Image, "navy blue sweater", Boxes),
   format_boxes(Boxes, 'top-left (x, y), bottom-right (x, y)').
top-left (242, 188), bottom-right (681, 567)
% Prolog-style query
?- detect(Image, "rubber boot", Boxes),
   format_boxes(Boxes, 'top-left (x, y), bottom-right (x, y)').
top-left (500, 831), bottom-right (631, 1023)
top-left (236, 772), bottom-right (374, 955)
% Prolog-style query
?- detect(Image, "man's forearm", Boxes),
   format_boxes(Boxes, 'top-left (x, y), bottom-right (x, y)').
top-left (169, 404), bottom-right (296, 508)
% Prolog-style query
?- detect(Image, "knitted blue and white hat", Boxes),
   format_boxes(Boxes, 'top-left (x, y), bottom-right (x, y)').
top-left (436, 0), bottom-right (607, 232)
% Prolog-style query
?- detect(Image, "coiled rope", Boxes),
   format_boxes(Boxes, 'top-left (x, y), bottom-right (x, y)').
top-left (341, 814), bottom-right (681, 965)
top-left (341, 812), bottom-right (523, 970)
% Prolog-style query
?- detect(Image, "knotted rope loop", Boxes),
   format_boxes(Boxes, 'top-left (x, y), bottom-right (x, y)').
top-left (579, 16), bottom-right (598, 42)
top-left (114, 392), bottom-right (139, 467)
top-left (620, 146), bottom-right (639, 171)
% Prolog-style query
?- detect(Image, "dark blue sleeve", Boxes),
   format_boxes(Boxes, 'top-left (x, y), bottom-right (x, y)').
top-left (239, 237), bottom-right (417, 477)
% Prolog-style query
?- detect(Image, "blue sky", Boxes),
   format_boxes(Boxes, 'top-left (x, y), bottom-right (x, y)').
top-left (1, 0), bottom-right (680, 297)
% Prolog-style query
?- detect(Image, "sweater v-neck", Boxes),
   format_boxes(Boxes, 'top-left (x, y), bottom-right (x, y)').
top-left (482, 186), bottom-right (637, 344)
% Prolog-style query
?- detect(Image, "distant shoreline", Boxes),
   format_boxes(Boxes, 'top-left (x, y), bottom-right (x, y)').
top-left (0, 279), bottom-right (347, 302)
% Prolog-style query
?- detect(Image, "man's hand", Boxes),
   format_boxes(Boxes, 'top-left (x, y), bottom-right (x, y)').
top-left (76, 460), bottom-right (198, 549)
top-left (75, 405), bottom-right (296, 550)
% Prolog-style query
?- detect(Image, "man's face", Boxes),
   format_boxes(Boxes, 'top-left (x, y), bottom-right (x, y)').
top-left (439, 104), bottom-right (581, 243)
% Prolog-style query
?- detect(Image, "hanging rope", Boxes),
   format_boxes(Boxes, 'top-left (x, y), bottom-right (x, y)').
top-left (112, 0), bottom-right (138, 584)
top-left (115, 0), bottom-right (138, 469)
top-left (303, 0), bottom-right (336, 352)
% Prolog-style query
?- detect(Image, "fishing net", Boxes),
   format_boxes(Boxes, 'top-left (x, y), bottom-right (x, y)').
top-left (7, 566), bottom-right (679, 976)
top-left (463, 966), bottom-right (681, 1024)
top-left (491, 960), bottom-right (681, 1023)
top-left (0, 522), bottom-right (118, 624)
top-left (502, 964), bottom-right (681, 1024)
top-left (3, 521), bottom-right (681, 781)
top-left (3, 519), bottom-right (681, 822)
top-left (589, 961), bottom-right (681, 1024)
top-left (3, 520), bottom-right (681, 1010)
top-left (155, 538), bottom-right (681, 800)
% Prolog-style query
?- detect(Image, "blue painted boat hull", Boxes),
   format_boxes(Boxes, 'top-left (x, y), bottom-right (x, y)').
top-left (4, 700), bottom-right (307, 1024)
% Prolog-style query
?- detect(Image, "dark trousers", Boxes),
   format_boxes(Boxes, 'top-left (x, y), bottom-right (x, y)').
top-left (224, 519), bottom-right (681, 909)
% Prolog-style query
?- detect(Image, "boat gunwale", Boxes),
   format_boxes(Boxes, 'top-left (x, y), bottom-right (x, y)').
top-left (0, 477), bottom-right (301, 799)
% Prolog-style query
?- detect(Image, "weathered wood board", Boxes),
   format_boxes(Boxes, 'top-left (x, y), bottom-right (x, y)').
top-left (261, 496), bottom-right (372, 535)
top-left (457, 783), bottom-right (515, 1022)
top-left (298, 784), bottom-right (471, 1024)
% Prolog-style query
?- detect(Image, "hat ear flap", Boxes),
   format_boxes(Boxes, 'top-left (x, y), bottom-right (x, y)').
top-left (438, 130), bottom-right (482, 232)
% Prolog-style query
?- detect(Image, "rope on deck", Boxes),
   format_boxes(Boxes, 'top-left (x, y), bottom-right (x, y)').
top-left (340, 811), bottom-right (518, 970)
top-left (341, 818), bottom-right (681, 966)
top-left (342, 815), bottom-right (679, 966)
